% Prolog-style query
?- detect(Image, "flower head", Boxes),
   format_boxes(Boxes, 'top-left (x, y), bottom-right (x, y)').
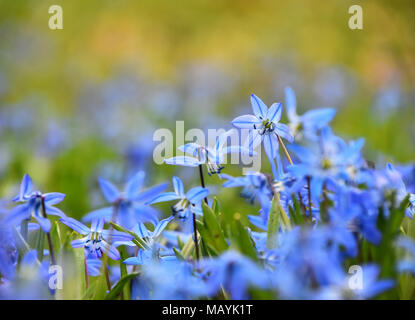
top-left (60, 217), bottom-right (133, 260)
top-left (147, 176), bottom-right (209, 221)
top-left (232, 94), bottom-right (293, 177)
top-left (4, 174), bottom-right (65, 233)
top-left (83, 171), bottom-right (167, 229)
top-left (165, 129), bottom-right (252, 176)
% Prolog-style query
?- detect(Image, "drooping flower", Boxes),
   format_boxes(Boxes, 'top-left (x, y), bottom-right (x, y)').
top-left (4, 174), bottom-right (65, 233)
top-left (165, 129), bottom-right (252, 176)
top-left (60, 217), bottom-right (133, 260)
top-left (231, 94), bottom-right (293, 177)
top-left (83, 171), bottom-right (167, 229)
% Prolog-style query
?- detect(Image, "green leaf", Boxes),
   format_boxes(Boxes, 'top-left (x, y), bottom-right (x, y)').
top-left (172, 247), bottom-right (186, 261)
top-left (266, 196), bottom-right (280, 249)
top-left (105, 272), bottom-right (140, 300)
top-left (231, 215), bottom-right (258, 261)
top-left (82, 282), bottom-right (97, 300)
top-left (201, 202), bottom-right (228, 253)
top-left (181, 235), bottom-right (195, 258)
top-left (119, 246), bottom-right (130, 300)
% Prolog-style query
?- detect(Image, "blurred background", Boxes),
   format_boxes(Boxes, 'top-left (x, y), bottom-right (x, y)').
top-left (0, 0), bottom-right (414, 220)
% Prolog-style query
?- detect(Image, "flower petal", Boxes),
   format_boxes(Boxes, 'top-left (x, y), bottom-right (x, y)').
top-left (18, 174), bottom-right (33, 201)
top-left (263, 134), bottom-right (279, 160)
top-left (44, 192), bottom-right (65, 205)
top-left (82, 207), bottom-right (113, 223)
top-left (164, 156), bottom-right (201, 167)
top-left (124, 171), bottom-right (146, 200)
top-left (172, 176), bottom-right (185, 197)
top-left (231, 115), bottom-right (260, 129)
top-left (146, 192), bottom-right (181, 205)
top-left (60, 217), bottom-right (90, 235)
top-left (3, 204), bottom-right (30, 226)
top-left (186, 187), bottom-right (209, 204)
top-left (266, 103), bottom-right (282, 123)
top-left (34, 215), bottom-right (51, 233)
top-left (98, 178), bottom-right (120, 203)
top-left (250, 94), bottom-right (268, 119)
top-left (274, 123), bottom-right (294, 143)
top-left (243, 130), bottom-right (263, 155)
top-left (153, 215), bottom-right (174, 238)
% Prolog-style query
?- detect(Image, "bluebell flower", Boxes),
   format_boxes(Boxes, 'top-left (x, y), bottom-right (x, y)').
top-left (4, 174), bottom-right (65, 233)
top-left (374, 163), bottom-right (413, 218)
top-left (123, 216), bottom-right (174, 266)
top-left (199, 250), bottom-right (269, 299)
top-left (286, 127), bottom-right (360, 201)
top-left (231, 94), bottom-right (293, 177)
top-left (284, 86), bottom-right (336, 141)
top-left (83, 171), bottom-right (167, 229)
top-left (0, 224), bottom-right (18, 280)
top-left (222, 172), bottom-right (272, 210)
top-left (0, 249), bottom-right (53, 299)
top-left (60, 217), bottom-right (133, 260)
top-left (165, 129), bottom-right (252, 175)
top-left (131, 259), bottom-right (207, 300)
top-left (147, 176), bottom-right (209, 221)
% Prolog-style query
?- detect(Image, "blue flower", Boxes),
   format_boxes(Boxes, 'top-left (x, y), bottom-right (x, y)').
top-left (4, 174), bottom-right (65, 233)
top-left (83, 171), bottom-right (168, 229)
top-left (60, 217), bottom-right (133, 260)
top-left (287, 127), bottom-right (362, 201)
top-left (131, 259), bottom-right (207, 300)
top-left (147, 176), bottom-right (209, 221)
top-left (284, 86), bottom-right (336, 141)
top-left (232, 94), bottom-right (294, 177)
top-left (222, 172), bottom-right (272, 209)
top-left (123, 216), bottom-right (174, 266)
top-left (199, 250), bottom-right (269, 299)
top-left (165, 129), bottom-right (252, 175)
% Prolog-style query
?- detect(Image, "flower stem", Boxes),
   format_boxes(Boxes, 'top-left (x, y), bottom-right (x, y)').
top-left (198, 164), bottom-right (208, 204)
top-left (193, 163), bottom-right (208, 261)
top-left (41, 197), bottom-right (56, 266)
top-left (276, 134), bottom-right (293, 166)
top-left (192, 212), bottom-right (200, 261)
top-left (306, 176), bottom-right (313, 219)
top-left (104, 263), bottom-right (112, 291)
top-left (21, 219), bottom-right (29, 242)
top-left (276, 134), bottom-right (307, 217)
top-left (84, 255), bottom-right (90, 290)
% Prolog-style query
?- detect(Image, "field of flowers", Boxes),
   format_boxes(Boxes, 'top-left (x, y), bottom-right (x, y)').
top-left (0, 1), bottom-right (415, 300)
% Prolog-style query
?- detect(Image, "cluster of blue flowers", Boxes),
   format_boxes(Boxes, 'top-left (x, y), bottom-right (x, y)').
top-left (0, 87), bottom-right (415, 300)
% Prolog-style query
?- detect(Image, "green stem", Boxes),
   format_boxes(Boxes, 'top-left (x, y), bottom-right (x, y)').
top-left (41, 197), bottom-right (56, 266)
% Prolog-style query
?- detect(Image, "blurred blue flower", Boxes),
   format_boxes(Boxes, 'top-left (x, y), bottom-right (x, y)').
top-left (83, 171), bottom-right (167, 229)
top-left (284, 86), bottom-right (336, 141)
top-left (200, 250), bottom-right (269, 299)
